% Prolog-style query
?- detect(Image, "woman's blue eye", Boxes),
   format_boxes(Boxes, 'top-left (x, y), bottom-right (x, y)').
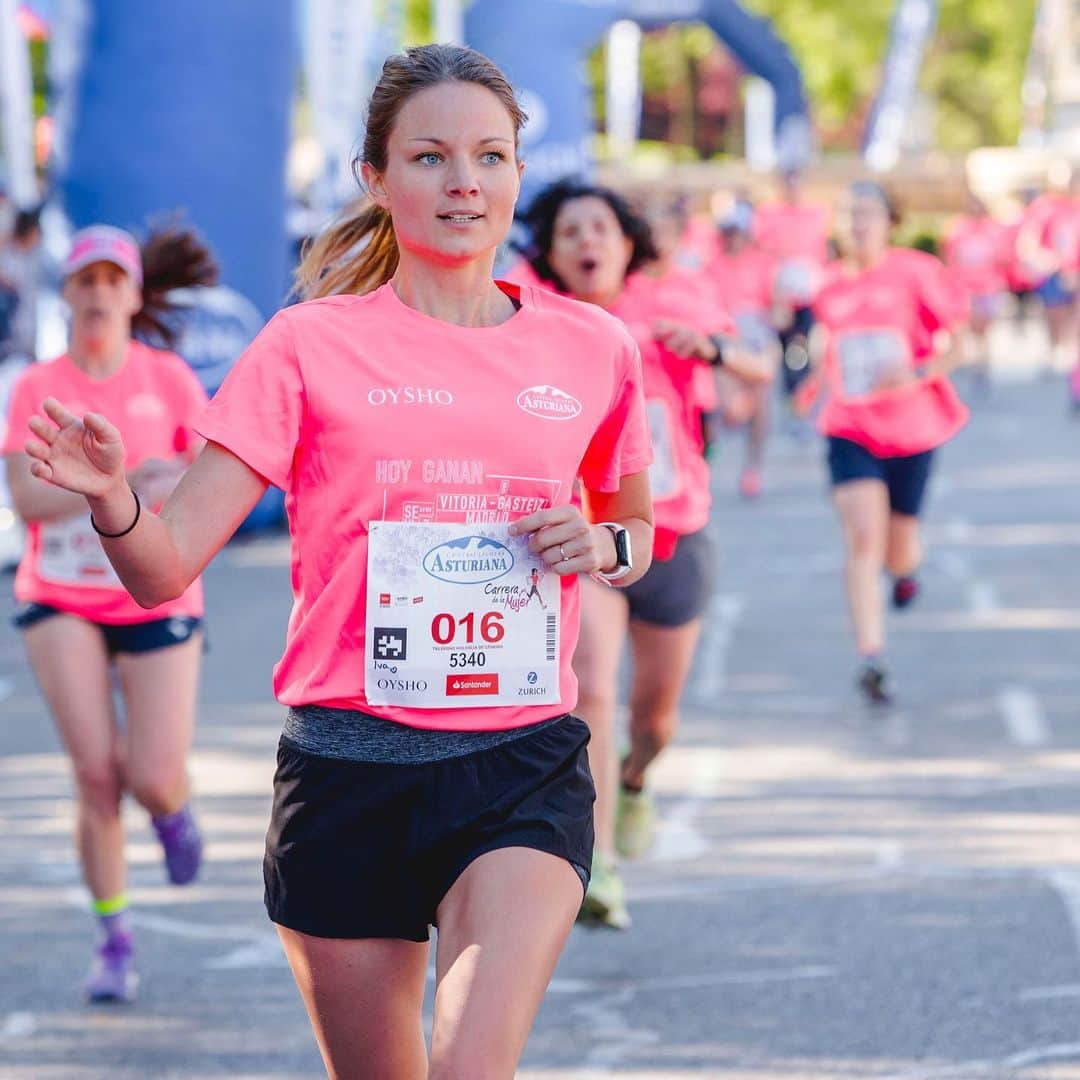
top-left (481, 152), bottom-right (505, 165)
top-left (416, 152), bottom-right (441, 165)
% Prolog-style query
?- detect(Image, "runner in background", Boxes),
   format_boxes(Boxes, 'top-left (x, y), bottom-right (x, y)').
top-left (1017, 166), bottom-right (1080, 379)
top-left (943, 191), bottom-right (1011, 392)
top-left (754, 169), bottom-right (831, 407)
top-left (521, 179), bottom-right (770, 928)
top-left (3, 225), bottom-right (216, 1003)
top-left (802, 181), bottom-right (969, 705)
top-left (20, 46), bottom-right (654, 1076)
top-left (705, 198), bottom-right (782, 498)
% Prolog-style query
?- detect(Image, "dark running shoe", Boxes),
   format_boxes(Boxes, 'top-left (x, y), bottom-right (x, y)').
top-left (857, 662), bottom-right (894, 706)
top-left (892, 575), bottom-right (919, 610)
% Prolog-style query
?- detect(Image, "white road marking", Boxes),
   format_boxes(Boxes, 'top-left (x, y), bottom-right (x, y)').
top-left (1046, 871), bottom-right (1080, 957)
top-left (571, 988), bottom-right (660, 1075)
top-left (549, 965), bottom-right (835, 994)
top-left (650, 745), bottom-right (727, 863)
top-left (1019, 984), bottom-right (1080, 1002)
top-left (205, 936), bottom-right (287, 970)
top-left (0, 1012), bottom-right (35, 1042)
top-left (967, 581), bottom-right (998, 616)
top-left (689, 592), bottom-right (744, 700)
top-left (875, 841), bottom-right (905, 871)
top-left (997, 685), bottom-right (1049, 747)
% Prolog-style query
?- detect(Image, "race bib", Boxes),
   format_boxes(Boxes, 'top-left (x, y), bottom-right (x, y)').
top-left (775, 259), bottom-right (818, 304)
top-left (646, 399), bottom-right (680, 499)
top-left (734, 311), bottom-right (778, 355)
top-left (836, 330), bottom-right (909, 398)
top-left (365, 521), bottom-right (561, 709)
top-left (37, 515), bottom-right (123, 588)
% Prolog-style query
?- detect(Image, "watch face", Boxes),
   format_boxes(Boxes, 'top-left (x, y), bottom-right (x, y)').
top-left (613, 527), bottom-right (631, 567)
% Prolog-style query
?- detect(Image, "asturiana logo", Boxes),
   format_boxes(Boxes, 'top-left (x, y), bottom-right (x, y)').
top-left (517, 385), bottom-right (583, 421)
top-left (423, 536), bottom-right (514, 585)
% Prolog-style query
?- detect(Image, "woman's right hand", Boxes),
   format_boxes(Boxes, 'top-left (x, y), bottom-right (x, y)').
top-left (25, 397), bottom-right (127, 498)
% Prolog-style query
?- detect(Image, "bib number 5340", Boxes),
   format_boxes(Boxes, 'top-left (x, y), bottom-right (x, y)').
top-left (430, 611), bottom-right (505, 646)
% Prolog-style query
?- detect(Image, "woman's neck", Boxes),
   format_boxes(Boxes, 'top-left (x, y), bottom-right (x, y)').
top-left (68, 333), bottom-right (130, 379)
top-left (850, 247), bottom-right (887, 273)
top-left (391, 254), bottom-right (513, 327)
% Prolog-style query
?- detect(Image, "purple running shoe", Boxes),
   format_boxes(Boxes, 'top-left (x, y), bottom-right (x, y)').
top-left (151, 804), bottom-right (203, 885)
top-left (84, 933), bottom-right (138, 1004)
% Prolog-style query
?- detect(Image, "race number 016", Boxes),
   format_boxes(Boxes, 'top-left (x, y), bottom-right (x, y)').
top-left (431, 611), bottom-right (505, 646)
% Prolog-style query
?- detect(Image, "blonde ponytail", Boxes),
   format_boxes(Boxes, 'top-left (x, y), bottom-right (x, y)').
top-left (293, 199), bottom-right (399, 301)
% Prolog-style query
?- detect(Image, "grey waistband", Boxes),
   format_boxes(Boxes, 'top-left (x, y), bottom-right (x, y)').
top-left (281, 705), bottom-right (568, 764)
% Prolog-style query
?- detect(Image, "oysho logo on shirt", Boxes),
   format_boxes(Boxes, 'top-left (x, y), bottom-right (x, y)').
top-left (517, 385), bottom-right (582, 421)
top-left (367, 387), bottom-right (453, 406)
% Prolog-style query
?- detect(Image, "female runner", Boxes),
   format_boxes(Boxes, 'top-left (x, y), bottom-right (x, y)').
top-left (3, 224), bottom-right (216, 1002)
top-left (21, 45), bottom-right (654, 1077)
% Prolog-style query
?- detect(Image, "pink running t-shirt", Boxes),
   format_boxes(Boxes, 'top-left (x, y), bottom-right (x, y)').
top-left (813, 248), bottom-right (969, 458)
top-left (195, 282), bottom-right (652, 732)
top-left (944, 215), bottom-right (1010, 299)
top-left (753, 200), bottom-right (831, 304)
top-left (2, 342), bottom-right (207, 622)
top-left (706, 248), bottom-right (776, 317)
top-left (611, 268), bottom-right (729, 558)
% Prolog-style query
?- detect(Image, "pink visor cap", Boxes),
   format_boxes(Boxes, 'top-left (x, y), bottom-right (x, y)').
top-left (62, 225), bottom-right (143, 285)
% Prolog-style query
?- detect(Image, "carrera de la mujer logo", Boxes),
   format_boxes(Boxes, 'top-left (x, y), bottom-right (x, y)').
top-left (516, 384), bottom-right (583, 421)
top-left (422, 536), bottom-right (514, 585)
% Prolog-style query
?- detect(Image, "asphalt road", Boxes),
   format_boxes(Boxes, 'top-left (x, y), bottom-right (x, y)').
top-left (1, 360), bottom-right (1078, 1079)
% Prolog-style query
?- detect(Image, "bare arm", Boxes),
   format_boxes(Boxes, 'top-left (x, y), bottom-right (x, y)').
top-left (652, 320), bottom-right (772, 385)
top-left (24, 398), bottom-right (268, 607)
top-left (6, 452), bottom-right (88, 522)
top-left (510, 469), bottom-right (654, 588)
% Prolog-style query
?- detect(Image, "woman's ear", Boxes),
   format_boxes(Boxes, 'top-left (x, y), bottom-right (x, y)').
top-left (361, 162), bottom-right (391, 211)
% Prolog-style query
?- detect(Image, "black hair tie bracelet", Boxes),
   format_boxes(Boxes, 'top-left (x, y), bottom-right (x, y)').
top-left (90, 488), bottom-right (141, 539)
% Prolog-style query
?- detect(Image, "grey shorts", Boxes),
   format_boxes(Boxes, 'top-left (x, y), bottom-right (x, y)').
top-left (623, 528), bottom-right (716, 628)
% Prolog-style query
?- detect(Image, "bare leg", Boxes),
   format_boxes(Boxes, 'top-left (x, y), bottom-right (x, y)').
top-left (276, 928), bottom-right (429, 1080)
top-left (621, 617), bottom-right (704, 790)
top-left (746, 384), bottom-right (770, 470)
top-left (885, 512), bottom-right (922, 579)
top-left (571, 580), bottom-right (629, 860)
top-left (23, 615), bottom-right (124, 901)
top-left (832, 480), bottom-right (890, 657)
top-left (114, 635), bottom-right (201, 817)
top-left (430, 848), bottom-right (582, 1079)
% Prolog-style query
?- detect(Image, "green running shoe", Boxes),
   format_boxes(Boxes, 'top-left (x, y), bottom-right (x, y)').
top-left (578, 852), bottom-right (630, 929)
top-left (616, 783), bottom-right (655, 860)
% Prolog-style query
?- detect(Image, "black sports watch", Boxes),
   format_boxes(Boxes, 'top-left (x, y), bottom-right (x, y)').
top-left (707, 333), bottom-right (729, 367)
top-left (594, 522), bottom-right (633, 581)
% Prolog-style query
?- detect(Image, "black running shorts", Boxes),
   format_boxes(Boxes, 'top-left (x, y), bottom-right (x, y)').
top-left (263, 714), bottom-right (595, 941)
top-left (623, 528), bottom-right (716, 628)
top-left (13, 602), bottom-right (203, 655)
top-left (827, 436), bottom-right (936, 517)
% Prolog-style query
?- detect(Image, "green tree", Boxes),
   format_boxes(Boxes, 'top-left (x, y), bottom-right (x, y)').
top-left (744, 0), bottom-right (1036, 149)
top-left (923, 0), bottom-right (1036, 149)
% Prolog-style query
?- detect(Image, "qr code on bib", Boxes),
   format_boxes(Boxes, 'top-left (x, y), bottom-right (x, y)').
top-left (373, 628), bottom-right (408, 661)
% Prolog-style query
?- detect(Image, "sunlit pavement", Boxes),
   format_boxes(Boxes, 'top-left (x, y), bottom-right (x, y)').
top-left (1, 357), bottom-right (1078, 1078)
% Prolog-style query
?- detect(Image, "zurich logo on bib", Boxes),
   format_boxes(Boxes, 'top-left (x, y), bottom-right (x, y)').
top-left (423, 536), bottom-right (515, 585)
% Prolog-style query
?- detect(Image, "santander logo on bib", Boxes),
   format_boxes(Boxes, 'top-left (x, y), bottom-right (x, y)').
top-left (423, 536), bottom-right (514, 585)
top-left (517, 384), bottom-right (582, 421)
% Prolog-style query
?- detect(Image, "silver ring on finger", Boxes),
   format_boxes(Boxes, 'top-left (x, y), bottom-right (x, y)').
top-left (559, 544), bottom-right (568, 561)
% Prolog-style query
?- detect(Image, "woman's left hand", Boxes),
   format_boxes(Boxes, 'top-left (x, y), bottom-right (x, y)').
top-left (509, 506), bottom-right (616, 577)
top-left (653, 319), bottom-right (716, 362)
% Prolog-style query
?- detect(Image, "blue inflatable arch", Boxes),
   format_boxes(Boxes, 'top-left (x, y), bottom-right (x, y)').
top-left (466, 0), bottom-right (810, 204)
